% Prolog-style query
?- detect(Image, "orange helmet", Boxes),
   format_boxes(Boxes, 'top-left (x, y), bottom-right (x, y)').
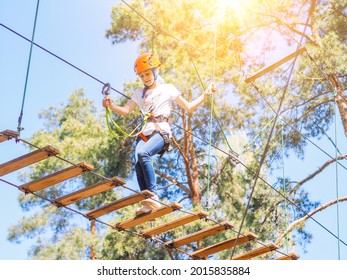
top-left (134, 52), bottom-right (161, 74)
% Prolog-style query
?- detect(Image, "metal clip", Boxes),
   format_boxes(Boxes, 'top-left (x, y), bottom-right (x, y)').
top-left (101, 83), bottom-right (111, 97)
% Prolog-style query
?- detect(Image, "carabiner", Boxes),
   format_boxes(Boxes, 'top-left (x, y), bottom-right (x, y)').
top-left (102, 83), bottom-right (111, 97)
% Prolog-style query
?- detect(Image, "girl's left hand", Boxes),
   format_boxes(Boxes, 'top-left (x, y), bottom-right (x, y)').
top-left (205, 82), bottom-right (217, 96)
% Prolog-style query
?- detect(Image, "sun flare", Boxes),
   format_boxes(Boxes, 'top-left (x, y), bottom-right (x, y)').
top-left (217, 0), bottom-right (259, 21)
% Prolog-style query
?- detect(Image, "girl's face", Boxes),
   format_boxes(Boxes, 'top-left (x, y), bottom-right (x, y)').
top-left (138, 69), bottom-right (155, 88)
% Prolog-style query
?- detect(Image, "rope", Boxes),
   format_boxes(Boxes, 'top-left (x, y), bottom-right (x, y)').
top-left (334, 90), bottom-right (341, 259)
top-left (231, 1), bottom-right (347, 257)
top-left (183, 38), bottom-right (239, 161)
top-left (2, 58), bottom-right (346, 259)
top-left (234, 63), bottom-right (307, 259)
top-left (3, 5), bottom-right (347, 256)
top-left (0, 23), bottom-right (129, 100)
top-left (238, 116), bottom-right (276, 155)
top-left (251, 83), bottom-right (347, 172)
top-left (206, 18), bottom-right (218, 209)
top-left (281, 121), bottom-right (289, 253)
top-left (105, 107), bottom-right (151, 138)
top-left (2, 4), bottom-right (342, 173)
top-left (230, 44), bottom-right (302, 259)
top-left (119, 0), bottom-right (240, 69)
top-left (0, 177), bottom-right (193, 260)
top-left (101, 82), bottom-right (148, 138)
top-left (17, 0), bottom-right (40, 135)
top-left (264, 0), bottom-right (347, 105)
top-left (3, 22), bottom-right (346, 252)
top-left (313, 119), bottom-right (345, 156)
top-left (0, 137), bottom-right (301, 260)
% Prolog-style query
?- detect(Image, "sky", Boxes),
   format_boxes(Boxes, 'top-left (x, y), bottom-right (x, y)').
top-left (0, 0), bottom-right (346, 261)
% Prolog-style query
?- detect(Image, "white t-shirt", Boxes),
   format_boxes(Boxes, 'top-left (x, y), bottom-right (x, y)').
top-left (131, 83), bottom-right (181, 136)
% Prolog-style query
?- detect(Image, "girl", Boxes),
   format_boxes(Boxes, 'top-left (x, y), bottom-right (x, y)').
top-left (102, 52), bottom-right (216, 215)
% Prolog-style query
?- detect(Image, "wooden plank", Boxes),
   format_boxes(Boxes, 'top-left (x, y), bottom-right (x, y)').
top-left (231, 243), bottom-right (278, 260)
top-left (191, 232), bottom-right (257, 259)
top-left (19, 162), bottom-right (94, 192)
top-left (245, 46), bottom-right (306, 83)
top-left (0, 130), bottom-right (19, 142)
top-left (276, 253), bottom-right (300, 260)
top-left (142, 210), bottom-right (209, 237)
top-left (86, 190), bottom-right (154, 219)
top-left (116, 202), bottom-right (182, 230)
top-left (165, 221), bottom-right (234, 248)
top-left (0, 145), bottom-right (59, 176)
top-left (54, 176), bottom-right (126, 206)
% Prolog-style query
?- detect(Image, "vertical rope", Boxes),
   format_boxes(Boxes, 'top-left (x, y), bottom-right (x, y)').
top-left (334, 90), bottom-right (341, 259)
top-left (206, 20), bottom-right (217, 209)
top-left (281, 121), bottom-right (289, 253)
top-left (17, 0), bottom-right (40, 135)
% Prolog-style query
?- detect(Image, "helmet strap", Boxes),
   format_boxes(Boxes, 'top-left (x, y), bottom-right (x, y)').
top-left (142, 68), bottom-right (158, 98)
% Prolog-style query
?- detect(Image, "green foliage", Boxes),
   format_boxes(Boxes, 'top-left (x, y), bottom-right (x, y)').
top-left (9, 0), bottom-right (346, 260)
top-left (30, 227), bottom-right (98, 260)
top-left (9, 89), bottom-right (133, 259)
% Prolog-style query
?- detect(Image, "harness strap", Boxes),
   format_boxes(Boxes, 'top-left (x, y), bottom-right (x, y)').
top-left (138, 115), bottom-right (172, 156)
top-left (147, 115), bottom-right (169, 123)
top-left (138, 133), bottom-right (149, 142)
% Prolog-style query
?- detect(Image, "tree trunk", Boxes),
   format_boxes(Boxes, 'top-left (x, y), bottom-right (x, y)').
top-left (179, 89), bottom-right (202, 206)
top-left (329, 75), bottom-right (347, 137)
top-left (90, 219), bottom-right (96, 260)
top-left (188, 120), bottom-right (201, 204)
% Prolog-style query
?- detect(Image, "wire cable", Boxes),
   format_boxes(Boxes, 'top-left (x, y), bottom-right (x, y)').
top-left (206, 18), bottom-right (217, 209)
top-left (0, 136), bottom-right (299, 260)
top-left (334, 92), bottom-right (341, 259)
top-left (3, 20), bottom-right (346, 251)
top-left (17, 0), bottom-right (40, 135)
top-left (2, 3), bottom-right (347, 256)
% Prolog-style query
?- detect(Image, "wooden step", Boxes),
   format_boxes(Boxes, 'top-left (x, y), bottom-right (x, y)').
top-left (142, 210), bottom-right (209, 237)
top-left (191, 232), bottom-right (257, 259)
top-left (276, 252), bottom-right (300, 260)
top-left (116, 202), bottom-right (183, 230)
top-left (0, 145), bottom-right (59, 176)
top-left (19, 162), bottom-right (94, 192)
top-left (0, 130), bottom-right (18, 142)
top-left (231, 243), bottom-right (278, 260)
top-left (165, 221), bottom-right (233, 248)
top-left (86, 190), bottom-right (154, 219)
top-left (245, 46), bottom-right (306, 83)
top-left (54, 176), bottom-right (126, 206)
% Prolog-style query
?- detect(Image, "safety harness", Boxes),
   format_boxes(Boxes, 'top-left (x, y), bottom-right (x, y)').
top-left (102, 82), bottom-right (172, 156)
top-left (139, 72), bottom-right (171, 155)
top-left (138, 115), bottom-right (171, 156)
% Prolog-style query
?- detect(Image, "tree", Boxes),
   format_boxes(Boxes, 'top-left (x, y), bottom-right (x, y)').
top-left (9, 0), bottom-right (345, 259)
top-left (104, 0), bottom-right (309, 258)
top-left (8, 90), bottom-right (134, 259)
top-left (105, 0), bottom-right (346, 255)
top-left (222, 0), bottom-right (347, 247)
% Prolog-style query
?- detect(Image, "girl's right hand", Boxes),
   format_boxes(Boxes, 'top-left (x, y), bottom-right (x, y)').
top-left (102, 97), bottom-right (111, 108)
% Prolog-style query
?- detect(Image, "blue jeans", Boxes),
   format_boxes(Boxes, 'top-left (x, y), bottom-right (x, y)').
top-left (134, 133), bottom-right (164, 192)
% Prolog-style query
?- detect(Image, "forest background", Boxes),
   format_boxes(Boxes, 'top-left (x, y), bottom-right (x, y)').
top-left (1, 0), bottom-right (346, 260)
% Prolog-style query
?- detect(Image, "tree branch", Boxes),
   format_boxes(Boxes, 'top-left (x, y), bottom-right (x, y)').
top-left (276, 196), bottom-right (347, 245)
top-left (294, 154), bottom-right (347, 192)
top-left (280, 92), bottom-right (331, 115)
top-left (280, 21), bottom-right (315, 43)
top-left (331, 5), bottom-right (347, 20)
top-left (284, 98), bottom-right (334, 129)
top-left (171, 135), bottom-right (188, 163)
top-left (260, 10), bottom-right (315, 43)
top-left (261, 154), bottom-right (347, 225)
top-left (155, 169), bottom-right (191, 196)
